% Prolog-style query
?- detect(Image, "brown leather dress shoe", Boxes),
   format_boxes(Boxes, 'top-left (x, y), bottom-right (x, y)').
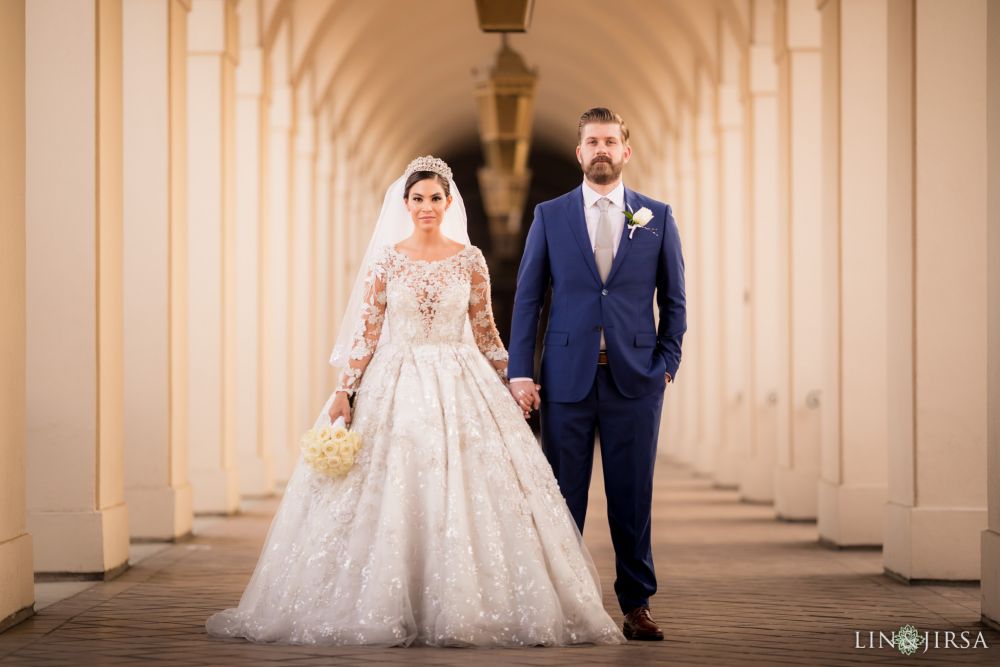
top-left (623, 606), bottom-right (664, 641)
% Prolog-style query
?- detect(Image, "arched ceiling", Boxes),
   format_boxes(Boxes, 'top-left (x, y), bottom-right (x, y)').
top-left (263, 0), bottom-right (748, 187)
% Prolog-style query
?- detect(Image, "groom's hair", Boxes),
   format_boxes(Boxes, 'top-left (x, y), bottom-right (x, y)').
top-left (578, 107), bottom-right (630, 146)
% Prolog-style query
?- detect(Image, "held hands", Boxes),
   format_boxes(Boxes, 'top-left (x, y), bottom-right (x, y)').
top-left (328, 391), bottom-right (352, 426)
top-left (509, 379), bottom-right (541, 420)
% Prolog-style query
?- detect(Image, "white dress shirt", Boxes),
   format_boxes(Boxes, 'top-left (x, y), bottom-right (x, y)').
top-left (581, 179), bottom-right (626, 257)
top-left (509, 180), bottom-right (626, 383)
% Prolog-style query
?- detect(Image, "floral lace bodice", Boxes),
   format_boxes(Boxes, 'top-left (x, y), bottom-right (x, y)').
top-left (335, 245), bottom-right (508, 395)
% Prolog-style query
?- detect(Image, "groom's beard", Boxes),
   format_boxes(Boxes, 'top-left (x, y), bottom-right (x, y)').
top-left (583, 156), bottom-right (623, 185)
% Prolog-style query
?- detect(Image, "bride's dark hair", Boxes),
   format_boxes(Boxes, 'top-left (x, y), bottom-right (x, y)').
top-left (403, 171), bottom-right (451, 199)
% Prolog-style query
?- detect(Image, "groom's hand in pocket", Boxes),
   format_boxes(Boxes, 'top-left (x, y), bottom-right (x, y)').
top-left (509, 380), bottom-right (541, 419)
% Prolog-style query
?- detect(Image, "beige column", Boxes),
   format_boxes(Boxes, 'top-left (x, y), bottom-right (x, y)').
top-left (0, 0), bottom-right (34, 631)
top-left (816, 0), bottom-right (889, 547)
top-left (327, 137), bottom-right (350, 388)
top-left (716, 28), bottom-right (750, 489)
top-left (186, 0), bottom-right (239, 513)
top-left (312, 115), bottom-right (335, 407)
top-left (345, 160), bottom-right (361, 276)
top-left (233, 0), bottom-right (271, 496)
top-left (262, 24), bottom-right (295, 481)
top-left (884, 0), bottom-right (988, 581)
top-left (984, 0), bottom-right (1000, 628)
top-left (773, 0), bottom-right (822, 520)
top-left (26, 0), bottom-right (130, 576)
top-left (290, 81), bottom-right (317, 443)
top-left (122, 0), bottom-right (193, 541)
top-left (741, 0), bottom-right (780, 503)
top-left (675, 106), bottom-right (702, 469)
top-left (658, 129), bottom-right (686, 460)
top-left (695, 73), bottom-right (723, 479)
top-left (349, 173), bottom-right (363, 267)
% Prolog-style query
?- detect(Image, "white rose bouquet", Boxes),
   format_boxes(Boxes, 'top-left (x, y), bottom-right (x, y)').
top-left (299, 416), bottom-right (362, 478)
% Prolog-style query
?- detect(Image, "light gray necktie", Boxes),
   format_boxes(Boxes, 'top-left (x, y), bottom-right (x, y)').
top-left (594, 197), bottom-right (613, 282)
top-left (594, 197), bottom-right (613, 350)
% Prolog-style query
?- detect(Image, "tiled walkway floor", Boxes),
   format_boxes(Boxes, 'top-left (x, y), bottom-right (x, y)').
top-left (1, 459), bottom-right (996, 666)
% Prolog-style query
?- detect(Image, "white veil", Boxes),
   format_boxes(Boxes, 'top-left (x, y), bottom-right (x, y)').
top-left (328, 163), bottom-right (470, 368)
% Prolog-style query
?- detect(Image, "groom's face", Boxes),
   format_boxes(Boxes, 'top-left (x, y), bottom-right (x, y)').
top-left (577, 122), bottom-right (631, 186)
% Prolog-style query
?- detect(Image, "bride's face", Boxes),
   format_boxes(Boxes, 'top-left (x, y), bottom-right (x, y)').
top-left (405, 178), bottom-right (452, 232)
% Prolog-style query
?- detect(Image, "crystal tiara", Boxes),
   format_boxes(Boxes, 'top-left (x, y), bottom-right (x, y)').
top-left (404, 155), bottom-right (453, 181)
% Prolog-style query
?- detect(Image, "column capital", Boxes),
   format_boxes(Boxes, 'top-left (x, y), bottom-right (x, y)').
top-left (774, 0), bottom-right (821, 60)
top-left (188, 0), bottom-right (238, 62)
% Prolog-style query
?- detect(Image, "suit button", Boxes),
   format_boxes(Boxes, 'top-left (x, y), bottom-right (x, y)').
top-left (601, 289), bottom-right (608, 296)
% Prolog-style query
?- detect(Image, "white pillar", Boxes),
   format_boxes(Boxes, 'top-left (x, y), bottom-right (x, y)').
top-left (741, 0), bottom-right (780, 503)
top-left (327, 136), bottom-right (350, 386)
top-left (262, 24), bottom-right (294, 481)
top-left (659, 129), bottom-right (687, 460)
top-left (816, 0), bottom-right (889, 547)
top-left (695, 72), bottom-right (723, 480)
top-left (313, 115), bottom-right (334, 408)
top-left (233, 0), bottom-right (271, 496)
top-left (716, 28), bottom-right (750, 489)
top-left (773, 0), bottom-right (822, 520)
top-left (26, 0), bottom-right (130, 575)
top-left (0, 0), bottom-right (34, 630)
top-left (676, 106), bottom-right (702, 469)
top-left (984, 0), bottom-right (1000, 629)
top-left (884, 0), bottom-right (988, 581)
top-left (186, 0), bottom-right (239, 513)
top-left (290, 81), bottom-right (316, 445)
top-left (122, 0), bottom-right (194, 541)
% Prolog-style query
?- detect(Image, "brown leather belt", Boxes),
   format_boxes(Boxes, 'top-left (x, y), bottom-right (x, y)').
top-left (598, 350), bottom-right (609, 365)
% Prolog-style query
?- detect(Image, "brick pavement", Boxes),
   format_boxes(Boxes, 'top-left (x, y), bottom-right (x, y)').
top-left (1, 458), bottom-right (996, 666)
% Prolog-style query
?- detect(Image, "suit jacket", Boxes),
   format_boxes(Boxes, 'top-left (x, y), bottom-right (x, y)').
top-left (508, 185), bottom-right (686, 402)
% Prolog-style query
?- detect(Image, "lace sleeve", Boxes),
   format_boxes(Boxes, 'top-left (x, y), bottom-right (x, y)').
top-left (468, 249), bottom-right (509, 382)
top-left (335, 255), bottom-right (389, 396)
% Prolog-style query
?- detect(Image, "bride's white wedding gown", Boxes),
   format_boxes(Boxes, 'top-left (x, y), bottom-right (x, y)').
top-left (205, 245), bottom-right (624, 647)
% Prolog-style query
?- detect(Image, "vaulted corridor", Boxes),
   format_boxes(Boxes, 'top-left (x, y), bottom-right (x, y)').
top-left (2, 0), bottom-right (999, 663)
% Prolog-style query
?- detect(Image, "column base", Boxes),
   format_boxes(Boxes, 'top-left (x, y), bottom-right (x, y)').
top-left (713, 446), bottom-right (743, 488)
top-left (884, 502), bottom-right (987, 581)
top-left (190, 466), bottom-right (240, 514)
top-left (817, 479), bottom-right (885, 546)
top-left (739, 455), bottom-right (776, 503)
top-left (0, 532), bottom-right (35, 631)
top-left (125, 482), bottom-right (193, 541)
top-left (236, 455), bottom-right (273, 497)
top-left (981, 528), bottom-right (1000, 626)
top-left (693, 440), bottom-right (716, 478)
top-left (28, 502), bottom-right (129, 576)
top-left (774, 465), bottom-right (818, 520)
top-left (661, 442), bottom-right (696, 468)
top-left (0, 604), bottom-right (33, 634)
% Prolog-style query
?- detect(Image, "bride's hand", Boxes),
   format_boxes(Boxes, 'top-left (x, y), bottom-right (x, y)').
top-left (328, 391), bottom-right (352, 426)
top-left (509, 380), bottom-right (541, 420)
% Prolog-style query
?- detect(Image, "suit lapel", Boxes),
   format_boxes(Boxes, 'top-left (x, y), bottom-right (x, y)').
top-left (565, 186), bottom-right (602, 285)
top-left (604, 187), bottom-right (638, 286)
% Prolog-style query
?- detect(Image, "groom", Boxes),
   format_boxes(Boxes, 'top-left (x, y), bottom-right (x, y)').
top-left (507, 108), bottom-right (686, 641)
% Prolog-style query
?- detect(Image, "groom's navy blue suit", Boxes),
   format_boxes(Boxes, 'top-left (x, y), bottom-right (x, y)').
top-left (508, 184), bottom-right (686, 613)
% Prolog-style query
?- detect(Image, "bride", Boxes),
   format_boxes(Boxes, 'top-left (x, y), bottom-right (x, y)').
top-left (205, 156), bottom-right (625, 647)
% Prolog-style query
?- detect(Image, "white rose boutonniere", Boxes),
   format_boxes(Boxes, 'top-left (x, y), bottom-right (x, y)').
top-left (624, 205), bottom-right (656, 239)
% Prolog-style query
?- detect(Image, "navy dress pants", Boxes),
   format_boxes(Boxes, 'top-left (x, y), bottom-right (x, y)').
top-left (540, 365), bottom-right (664, 613)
